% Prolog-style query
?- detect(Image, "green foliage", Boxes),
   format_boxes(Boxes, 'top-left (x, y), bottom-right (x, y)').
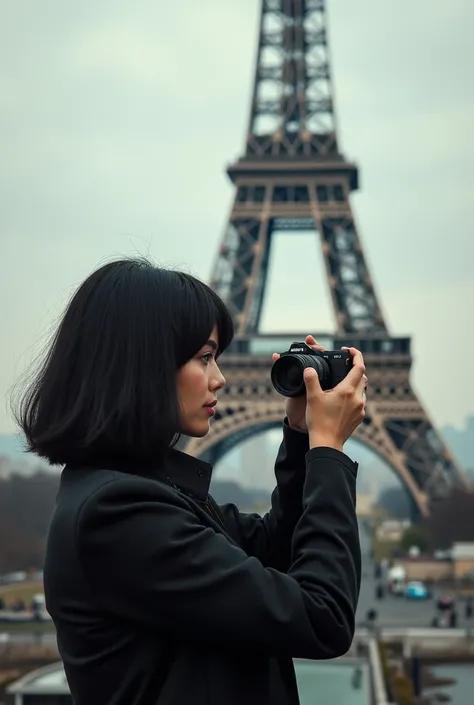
top-left (423, 488), bottom-right (474, 550)
top-left (378, 641), bottom-right (416, 705)
top-left (400, 525), bottom-right (430, 553)
top-left (391, 673), bottom-right (415, 705)
top-left (372, 536), bottom-right (398, 561)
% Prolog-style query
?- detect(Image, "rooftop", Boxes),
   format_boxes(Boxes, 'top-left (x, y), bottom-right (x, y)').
top-left (452, 542), bottom-right (474, 559)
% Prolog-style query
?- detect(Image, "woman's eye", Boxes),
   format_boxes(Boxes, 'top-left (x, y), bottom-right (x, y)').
top-left (201, 353), bottom-right (214, 364)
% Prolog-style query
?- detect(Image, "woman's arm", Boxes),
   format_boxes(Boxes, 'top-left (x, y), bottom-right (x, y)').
top-left (217, 420), bottom-right (312, 571)
top-left (76, 448), bottom-right (361, 660)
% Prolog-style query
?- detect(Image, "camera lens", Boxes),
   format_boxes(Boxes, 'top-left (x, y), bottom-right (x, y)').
top-left (285, 361), bottom-right (301, 389)
top-left (271, 353), bottom-right (330, 397)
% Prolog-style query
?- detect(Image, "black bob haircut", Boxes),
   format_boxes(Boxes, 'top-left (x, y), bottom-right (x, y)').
top-left (14, 258), bottom-right (234, 466)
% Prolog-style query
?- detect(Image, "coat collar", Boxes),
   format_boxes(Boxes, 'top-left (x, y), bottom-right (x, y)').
top-left (64, 450), bottom-right (213, 502)
top-left (161, 449), bottom-right (213, 501)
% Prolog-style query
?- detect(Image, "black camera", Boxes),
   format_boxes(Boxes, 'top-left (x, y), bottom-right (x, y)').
top-left (271, 342), bottom-right (353, 397)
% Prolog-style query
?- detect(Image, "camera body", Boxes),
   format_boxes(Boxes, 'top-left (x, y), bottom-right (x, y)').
top-left (270, 341), bottom-right (352, 398)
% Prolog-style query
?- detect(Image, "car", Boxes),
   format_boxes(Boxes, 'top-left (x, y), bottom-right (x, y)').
top-left (404, 581), bottom-right (430, 600)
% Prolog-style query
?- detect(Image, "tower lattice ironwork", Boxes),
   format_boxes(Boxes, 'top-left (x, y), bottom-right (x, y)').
top-left (182, 0), bottom-right (470, 518)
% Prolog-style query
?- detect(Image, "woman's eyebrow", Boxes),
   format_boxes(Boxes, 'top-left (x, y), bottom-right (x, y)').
top-left (204, 340), bottom-right (218, 351)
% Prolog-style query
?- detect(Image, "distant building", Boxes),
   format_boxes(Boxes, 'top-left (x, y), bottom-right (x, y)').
top-left (396, 555), bottom-right (452, 583)
top-left (240, 435), bottom-right (275, 491)
top-left (355, 493), bottom-right (376, 517)
top-left (451, 542), bottom-right (474, 580)
top-left (394, 543), bottom-right (474, 583)
top-left (376, 519), bottom-right (410, 542)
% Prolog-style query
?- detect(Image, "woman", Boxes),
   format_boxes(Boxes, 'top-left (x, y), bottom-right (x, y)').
top-left (15, 257), bottom-right (367, 705)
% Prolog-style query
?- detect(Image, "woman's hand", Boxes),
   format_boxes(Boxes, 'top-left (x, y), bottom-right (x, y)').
top-left (272, 334), bottom-right (326, 432)
top-left (303, 347), bottom-right (367, 451)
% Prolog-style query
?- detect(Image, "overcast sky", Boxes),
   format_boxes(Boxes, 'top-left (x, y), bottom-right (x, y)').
top-left (1, 0), bottom-right (473, 435)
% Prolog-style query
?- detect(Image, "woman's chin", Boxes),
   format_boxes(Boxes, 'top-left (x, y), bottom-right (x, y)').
top-left (181, 421), bottom-right (212, 439)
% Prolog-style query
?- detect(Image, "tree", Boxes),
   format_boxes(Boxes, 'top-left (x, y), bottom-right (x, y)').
top-left (378, 486), bottom-right (412, 519)
top-left (0, 464), bottom-right (59, 572)
top-left (423, 487), bottom-right (474, 550)
top-left (400, 525), bottom-right (429, 553)
top-left (0, 515), bottom-right (45, 573)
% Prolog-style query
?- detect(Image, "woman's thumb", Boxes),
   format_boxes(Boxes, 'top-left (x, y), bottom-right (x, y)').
top-left (303, 367), bottom-right (320, 395)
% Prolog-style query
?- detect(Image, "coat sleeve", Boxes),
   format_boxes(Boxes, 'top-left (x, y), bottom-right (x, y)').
top-left (76, 447), bottom-right (361, 660)
top-left (217, 420), bottom-right (311, 571)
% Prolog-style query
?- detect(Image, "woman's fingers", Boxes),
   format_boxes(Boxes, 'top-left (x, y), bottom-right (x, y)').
top-left (305, 334), bottom-right (325, 352)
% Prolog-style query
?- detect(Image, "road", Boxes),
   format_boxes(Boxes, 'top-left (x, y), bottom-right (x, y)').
top-left (356, 521), bottom-right (472, 629)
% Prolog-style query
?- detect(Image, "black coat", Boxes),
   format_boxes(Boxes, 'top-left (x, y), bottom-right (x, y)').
top-left (43, 422), bottom-right (361, 705)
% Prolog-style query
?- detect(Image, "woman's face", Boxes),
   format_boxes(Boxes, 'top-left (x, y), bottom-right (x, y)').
top-left (176, 328), bottom-right (226, 437)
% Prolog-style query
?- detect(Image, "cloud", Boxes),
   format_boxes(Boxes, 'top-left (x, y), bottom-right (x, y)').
top-left (70, 25), bottom-right (175, 86)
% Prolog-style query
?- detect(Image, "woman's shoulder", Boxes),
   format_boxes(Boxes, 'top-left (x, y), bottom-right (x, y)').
top-left (57, 449), bottom-right (213, 527)
top-left (57, 462), bottom-right (186, 521)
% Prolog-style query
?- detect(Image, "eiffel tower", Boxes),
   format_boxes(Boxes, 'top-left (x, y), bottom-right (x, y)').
top-left (183, 0), bottom-right (470, 518)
